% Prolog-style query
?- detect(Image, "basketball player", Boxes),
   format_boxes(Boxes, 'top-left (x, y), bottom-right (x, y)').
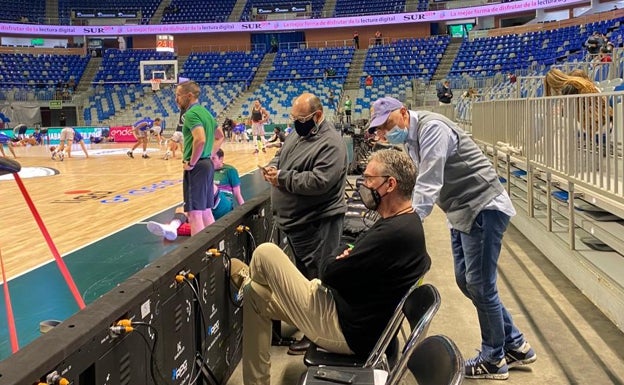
top-left (150, 118), bottom-right (164, 146)
top-left (249, 99), bottom-right (269, 154)
top-left (146, 183), bottom-right (235, 241)
top-left (127, 117), bottom-right (155, 159)
top-left (164, 108), bottom-right (185, 160)
top-left (53, 127), bottom-right (89, 159)
top-left (0, 132), bottom-right (17, 158)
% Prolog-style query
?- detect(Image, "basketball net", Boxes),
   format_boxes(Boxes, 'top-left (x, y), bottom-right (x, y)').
top-left (151, 78), bottom-right (161, 91)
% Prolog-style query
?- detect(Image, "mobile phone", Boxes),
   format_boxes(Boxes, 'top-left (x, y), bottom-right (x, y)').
top-left (258, 165), bottom-right (268, 174)
top-left (313, 369), bottom-right (356, 384)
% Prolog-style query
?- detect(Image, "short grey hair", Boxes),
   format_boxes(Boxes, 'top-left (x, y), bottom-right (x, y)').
top-left (369, 149), bottom-right (416, 199)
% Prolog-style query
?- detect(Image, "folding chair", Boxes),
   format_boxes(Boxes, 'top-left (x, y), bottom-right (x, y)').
top-left (407, 335), bottom-right (464, 385)
top-left (301, 284), bottom-right (444, 385)
top-left (304, 283), bottom-right (440, 371)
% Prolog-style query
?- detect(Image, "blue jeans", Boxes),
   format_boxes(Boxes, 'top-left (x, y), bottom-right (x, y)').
top-left (451, 210), bottom-right (524, 362)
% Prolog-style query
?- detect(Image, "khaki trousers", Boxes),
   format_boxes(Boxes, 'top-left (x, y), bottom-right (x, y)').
top-left (243, 243), bottom-right (353, 385)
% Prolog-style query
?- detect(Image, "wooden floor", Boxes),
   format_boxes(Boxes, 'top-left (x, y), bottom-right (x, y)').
top-left (0, 140), bottom-right (278, 280)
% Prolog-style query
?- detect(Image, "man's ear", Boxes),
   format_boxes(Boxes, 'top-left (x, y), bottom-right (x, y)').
top-left (387, 176), bottom-right (398, 192)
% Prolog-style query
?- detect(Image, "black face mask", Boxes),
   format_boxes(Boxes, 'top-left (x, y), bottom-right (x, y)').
top-left (358, 178), bottom-right (389, 210)
top-left (294, 118), bottom-right (316, 136)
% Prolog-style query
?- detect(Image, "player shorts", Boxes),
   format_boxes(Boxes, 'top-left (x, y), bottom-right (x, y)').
top-left (133, 127), bottom-right (148, 138)
top-left (251, 122), bottom-right (265, 136)
top-left (60, 127), bottom-right (75, 142)
top-left (183, 158), bottom-right (215, 212)
top-left (170, 131), bottom-right (183, 143)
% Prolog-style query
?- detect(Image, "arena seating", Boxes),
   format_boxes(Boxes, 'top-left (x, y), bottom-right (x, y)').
top-left (243, 79), bottom-right (344, 122)
top-left (84, 84), bottom-right (143, 123)
top-left (355, 76), bottom-right (413, 117)
top-left (93, 49), bottom-right (177, 84)
top-left (450, 18), bottom-right (624, 80)
top-left (240, 0), bottom-right (326, 21)
top-left (0, 53), bottom-right (89, 101)
top-left (363, 36), bottom-right (449, 82)
top-left (180, 50), bottom-right (265, 84)
top-left (0, 0), bottom-right (45, 24)
top-left (162, 0), bottom-right (237, 23)
top-left (334, 0), bottom-right (406, 16)
top-left (267, 46), bottom-right (354, 81)
top-left (83, 83), bottom-right (246, 126)
top-left (58, 0), bottom-right (158, 24)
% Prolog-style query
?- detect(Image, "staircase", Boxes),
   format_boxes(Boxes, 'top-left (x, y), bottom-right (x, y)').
top-left (221, 52), bottom-right (276, 119)
top-left (431, 38), bottom-right (462, 82)
top-left (321, 0), bottom-right (337, 18)
top-left (77, 58), bottom-right (101, 93)
top-left (248, 52), bottom-right (275, 89)
top-left (45, 0), bottom-right (59, 24)
top-left (228, 0), bottom-right (248, 22)
top-left (404, 0), bottom-right (420, 12)
top-left (343, 49), bottom-right (367, 91)
top-left (150, 0), bottom-right (172, 24)
top-left (178, 55), bottom-right (188, 78)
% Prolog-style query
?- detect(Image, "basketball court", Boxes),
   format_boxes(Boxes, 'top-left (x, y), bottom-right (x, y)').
top-left (0, 139), bottom-right (274, 358)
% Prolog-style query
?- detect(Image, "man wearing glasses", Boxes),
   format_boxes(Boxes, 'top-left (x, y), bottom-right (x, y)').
top-left (234, 149), bottom-right (430, 385)
top-left (367, 96), bottom-right (536, 380)
top-left (261, 92), bottom-right (347, 354)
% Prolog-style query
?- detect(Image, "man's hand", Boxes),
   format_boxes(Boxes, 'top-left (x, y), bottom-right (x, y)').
top-left (183, 160), bottom-right (194, 171)
top-left (263, 166), bottom-right (279, 186)
top-left (336, 245), bottom-right (354, 260)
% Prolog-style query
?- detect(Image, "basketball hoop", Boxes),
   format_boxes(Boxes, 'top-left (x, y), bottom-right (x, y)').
top-left (150, 78), bottom-right (161, 92)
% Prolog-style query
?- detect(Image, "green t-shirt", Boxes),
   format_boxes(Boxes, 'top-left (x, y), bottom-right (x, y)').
top-left (182, 104), bottom-right (217, 162)
top-left (344, 99), bottom-right (352, 111)
top-left (214, 164), bottom-right (241, 196)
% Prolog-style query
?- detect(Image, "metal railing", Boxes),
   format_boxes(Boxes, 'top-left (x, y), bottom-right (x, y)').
top-left (471, 91), bottom-right (624, 213)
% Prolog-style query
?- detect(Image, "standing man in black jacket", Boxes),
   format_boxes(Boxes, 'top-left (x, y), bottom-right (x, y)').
top-left (437, 80), bottom-right (453, 105)
top-left (235, 149), bottom-right (431, 385)
top-left (261, 92), bottom-right (347, 353)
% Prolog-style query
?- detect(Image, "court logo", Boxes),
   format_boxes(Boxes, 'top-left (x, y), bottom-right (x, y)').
top-left (72, 148), bottom-right (159, 157)
top-left (52, 179), bottom-right (182, 204)
top-left (0, 166), bottom-right (59, 181)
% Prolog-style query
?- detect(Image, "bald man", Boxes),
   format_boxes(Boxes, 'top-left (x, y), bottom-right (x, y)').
top-left (261, 92), bottom-right (347, 354)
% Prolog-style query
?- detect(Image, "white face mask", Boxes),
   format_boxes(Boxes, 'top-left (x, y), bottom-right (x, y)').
top-left (385, 125), bottom-right (408, 144)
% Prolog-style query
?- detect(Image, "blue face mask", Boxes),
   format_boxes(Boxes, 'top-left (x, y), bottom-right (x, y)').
top-left (385, 126), bottom-right (408, 144)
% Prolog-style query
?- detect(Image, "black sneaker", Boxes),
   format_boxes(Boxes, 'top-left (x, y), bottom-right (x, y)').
top-left (465, 353), bottom-right (509, 380)
top-left (505, 341), bottom-right (537, 368)
top-left (142, 153), bottom-right (150, 159)
top-left (126, 151), bottom-right (133, 158)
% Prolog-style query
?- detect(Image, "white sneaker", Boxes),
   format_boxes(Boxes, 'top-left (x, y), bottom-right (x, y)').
top-left (58, 151), bottom-right (65, 161)
top-left (147, 221), bottom-right (177, 241)
top-left (163, 151), bottom-right (171, 160)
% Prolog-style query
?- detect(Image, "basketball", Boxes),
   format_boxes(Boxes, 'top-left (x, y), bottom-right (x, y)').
top-left (49, 146), bottom-right (56, 152)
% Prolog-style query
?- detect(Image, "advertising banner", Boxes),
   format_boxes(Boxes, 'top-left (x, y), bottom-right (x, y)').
top-left (0, 0), bottom-right (587, 36)
top-left (110, 126), bottom-right (136, 142)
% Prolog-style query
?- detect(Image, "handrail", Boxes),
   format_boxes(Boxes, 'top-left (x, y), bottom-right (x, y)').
top-left (478, 8), bottom-right (624, 38)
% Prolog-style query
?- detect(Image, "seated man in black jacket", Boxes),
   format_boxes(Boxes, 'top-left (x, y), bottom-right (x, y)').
top-left (230, 149), bottom-right (431, 385)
